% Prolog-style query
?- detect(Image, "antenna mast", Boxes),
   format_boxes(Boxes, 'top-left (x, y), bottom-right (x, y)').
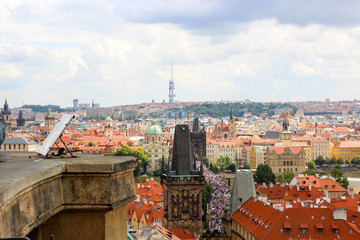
top-left (169, 61), bottom-right (175, 104)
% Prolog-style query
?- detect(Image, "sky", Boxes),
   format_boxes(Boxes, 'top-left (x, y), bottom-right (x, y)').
top-left (1, 0), bottom-right (360, 108)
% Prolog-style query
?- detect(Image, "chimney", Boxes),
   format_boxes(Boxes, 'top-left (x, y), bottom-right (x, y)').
top-left (296, 182), bottom-right (300, 191)
top-left (269, 182), bottom-right (274, 188)
top-left (349, 187), bottom-right (354, 199)
top-left (324, 187), bottom-right (329, 198)
top-left (308, 182), bottom-right (312, 191)
top-left (262, 182), bottom-right (266, 188)
top-left (333, 208), bottom-right (347, 221)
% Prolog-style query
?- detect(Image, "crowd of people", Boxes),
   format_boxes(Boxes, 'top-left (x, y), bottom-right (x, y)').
top-left (197, 160), bottom-right (231, 232)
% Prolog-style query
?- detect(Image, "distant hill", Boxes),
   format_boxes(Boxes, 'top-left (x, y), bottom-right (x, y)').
top-left (22, 104), bottom-right (66, 113)
top-left (184, 102), bottom-right (297, 118)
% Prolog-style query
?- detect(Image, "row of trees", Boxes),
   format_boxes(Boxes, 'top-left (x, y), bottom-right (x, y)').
top-left (315, 156), bottom-right (345, 166)
top-left (184, 102), bottom-right (297, 118)
top-left (253, 163), bottom-right (349, 189)
top-left (207, 155), bottom-right (237, 174)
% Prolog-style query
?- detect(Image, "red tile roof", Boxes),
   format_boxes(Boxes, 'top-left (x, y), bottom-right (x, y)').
top-left (257, 184), bottom-right (291, 200)
top-left (231, 197), bottom-right (360, 240)
top-left (268, 146), bottom-right (303, 155)
top-left (283, 185), bottom-right (324, 202)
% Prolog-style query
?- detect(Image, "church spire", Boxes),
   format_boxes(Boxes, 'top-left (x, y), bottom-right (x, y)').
top-left (282, 113), bottom-right (289, 131)
top-left (230, 108), bottom-right (234, 121)
top-left (3, 99), bottom-right (10, 114)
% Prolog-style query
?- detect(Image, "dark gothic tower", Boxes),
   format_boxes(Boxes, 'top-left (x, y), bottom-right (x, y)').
top-left (17, 110), bottom-right (25, 127)
top-left (190, 117), bottom-right (206, 158)
top-left (161, 124), bottom-right (205, 236)
top-left (228, 108), bottom-right (236, 139)
top-left (1, 99), bottom-right (11, 132)
top-left (45, 107), bottom-right (55, 132)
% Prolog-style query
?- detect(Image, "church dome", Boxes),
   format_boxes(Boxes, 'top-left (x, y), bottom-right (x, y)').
top-left (105, 116), bottom-right (113, 122)
top-left (145, 121), bottom-right (162, 135)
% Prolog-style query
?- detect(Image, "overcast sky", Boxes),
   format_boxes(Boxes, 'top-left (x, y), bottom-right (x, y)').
top-left (1, 0), bottom-right (360, 108)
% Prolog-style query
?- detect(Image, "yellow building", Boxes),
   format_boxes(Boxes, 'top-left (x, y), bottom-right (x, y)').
top-left (333, 141), bottom-right (360, 161)
top-left (310, 137), bottom-right (331, 160)
top-left (142, 142), bottom-right (170, 171)
top-left (264, 146), bottom-right (306, 175)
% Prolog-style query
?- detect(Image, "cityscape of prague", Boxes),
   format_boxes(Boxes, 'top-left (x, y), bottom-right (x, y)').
top-left (2, 1), bottom-right (360, 240)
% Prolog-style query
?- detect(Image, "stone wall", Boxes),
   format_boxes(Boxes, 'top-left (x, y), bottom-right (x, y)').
top-left (0, 153), bottom-right (136, 240)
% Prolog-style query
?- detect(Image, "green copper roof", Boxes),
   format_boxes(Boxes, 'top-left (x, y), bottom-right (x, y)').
top-left (145, 121), bottom-right (162, 135)
top-left (105, 116), bottom-right (113, 122)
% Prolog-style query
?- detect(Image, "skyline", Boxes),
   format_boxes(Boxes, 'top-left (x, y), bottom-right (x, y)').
top-left (1, 1), bottom-right (360, 107)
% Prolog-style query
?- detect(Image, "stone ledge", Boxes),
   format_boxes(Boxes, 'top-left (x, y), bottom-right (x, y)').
top-left (0, 152), bottom-right (137, 238)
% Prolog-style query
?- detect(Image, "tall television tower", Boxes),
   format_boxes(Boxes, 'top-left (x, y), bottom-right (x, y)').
top-left (169, 62), bottom-right (175, 103)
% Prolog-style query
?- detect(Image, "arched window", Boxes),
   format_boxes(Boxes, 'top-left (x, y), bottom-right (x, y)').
top-left (283, 161), bottom-right (286, 166)
top-left (290, 161), bottom-right (293, 166)
top-left (152, 136), bottom-right (155, 142)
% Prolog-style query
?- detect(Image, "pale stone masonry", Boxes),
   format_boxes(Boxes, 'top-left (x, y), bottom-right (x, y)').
top-left (0, 152), bottom-right (137, 240)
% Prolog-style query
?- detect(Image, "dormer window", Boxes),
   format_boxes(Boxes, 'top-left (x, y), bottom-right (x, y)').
top-left (300, 223), bottom-right (308, 233)
top-left (284, 222), bottom-right (291, 233)
top-left (316, 223), bottom-right (324, 233)
top-left (331, 223), bottom-right (339, 233)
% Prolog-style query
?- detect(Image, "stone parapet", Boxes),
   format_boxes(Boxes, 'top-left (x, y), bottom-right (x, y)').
top-left (0, 153), bottom-right (136, 240)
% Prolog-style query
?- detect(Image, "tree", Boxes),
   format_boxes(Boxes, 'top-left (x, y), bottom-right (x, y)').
top-left (302, 170), bottom-right (316, 175)
top-left (202, 184), bottom-right (212, 215)
top-left (133, 147), bottom-right (150, 173)
top-left (217, 155), bottom-right (231, 172)
top-left (276, 171), bottom-right (295, 183)
top-left (209, 162), bottom-right (219, 173)
top-left (308, 161), bottom-right (316, 170)
top-left (325, 157), bottom-right (331, 165)
top-left (88, 141), bottom-right (95, 147)
top-left (315, 156), bottom-right (325, 166)
top-left (114, 145), bottom-right (132, 156)
top-left (151, 158), bottom-right (168, 176)
top-left (227, 163), bottom-right (237, 173)
top-left (254, 164), bottom-right (276, 185)
top-left (330, 168), bottom-right (349, 189)
top-left (203, 157), bottom-right (209, 167)
top-left (330, 157), bottom-right (337, 165)
top-left (114, 145), bottom-right (149, 175)
top-left (351, 157), bottom-right (360, 165)
top-left (337, 158), bottom-right (344, 165)
top-left (276, 174), bottom-right (284, 184)
top-left (243, 162), bottom-right (251, 170)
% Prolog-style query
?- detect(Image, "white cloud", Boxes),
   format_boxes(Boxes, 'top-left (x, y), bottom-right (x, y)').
top-left (1, 1), bottom-right (360, 106)
top-left (291, 62), bottom-right (323, 77)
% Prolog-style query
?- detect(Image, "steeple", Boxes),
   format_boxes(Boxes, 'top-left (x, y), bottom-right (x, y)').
top-left (47, 107), bottom-right (53, 118)
top-left (17, 110), bottom-right (25, 127)
top-left (282, 113), bottom-right (289, 132)
top-left (230, 108), bottom-right (234, 121)
top-left (3, 99), bottom-right (10, 114)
